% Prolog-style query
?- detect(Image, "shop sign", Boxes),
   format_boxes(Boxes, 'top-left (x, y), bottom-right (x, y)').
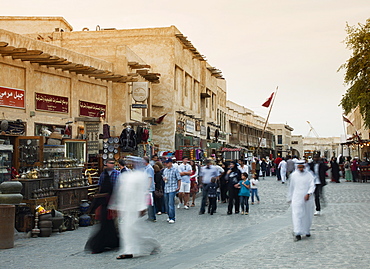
top-left (177, 120), bottom-right (185, 132)
top-left (35, 93), bottom-right (68, 113)
top-left (132, 82), bottom-right (149, 102)
top-left (186, 120), bottom-right (194, 134)
top-left (200, 125), bottom-right (206, 136)
top-left (259, 138), bottom-right (267, 147)
top-left (219, 131), bottom-right (227, 140)
top-left (221, 148), bottom-right (241, 152)
top-left (131, 108), bottom-right (142, 122)
top-left (79, 100), bottom-right (106, 118)
top-left (132, 104), bottom-right (148, 109)
top-left (0, 86), bottom-right (25, 109)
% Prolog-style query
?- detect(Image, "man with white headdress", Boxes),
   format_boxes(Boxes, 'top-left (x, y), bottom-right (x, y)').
top-left (288, 160), bottom-right (315, 241)
top-left (278, 157), bottom-right (287, 184)
top-left (110, 157), bottom-right (160, 259)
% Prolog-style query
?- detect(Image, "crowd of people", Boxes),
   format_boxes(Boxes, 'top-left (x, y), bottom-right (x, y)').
top-left (84, 153), bottom-right (370, 258)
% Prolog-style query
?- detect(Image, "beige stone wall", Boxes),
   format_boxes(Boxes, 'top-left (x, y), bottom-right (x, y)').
top-left (30, 25), bottom-right (226, 150)
top-left (291, 135), bottom-right (304, 157)
top-left (0, 56), bottom-right (112, 136)
top-left (0, 30), bottom-right (135, 138)
top-left (0, 16), bottom-right (72, 34)
top-left (346, 107), bottom-right (369, 140)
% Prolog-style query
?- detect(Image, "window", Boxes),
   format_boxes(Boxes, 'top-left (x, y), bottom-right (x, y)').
top-left (277, 135), bottom-right (283, 144)
top-left (175, 66), bottom-right (183, 91)
top-left (212, 93), bottom-right (215, 111)
top-left (185, 73), bottom-right (191, 97)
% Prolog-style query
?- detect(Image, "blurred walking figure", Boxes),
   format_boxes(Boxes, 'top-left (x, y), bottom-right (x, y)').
top-left (85, 159), bottom-right (120, 254)
top-left (308, 154), bottom-right (328, 216)
top-left (199, 159), bottom-right (220, 215)
top-left (288, 161), bottom-right (315, 241)
top-left (112, 158), bottom-right (160, 259)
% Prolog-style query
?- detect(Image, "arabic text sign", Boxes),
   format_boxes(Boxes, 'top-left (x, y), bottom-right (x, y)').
top-left (35, 93), bottom-right (68, 113)
top-left (0, 86), bottom-right (25, 109)
top-left (79, 100), bottom-right (106, 118)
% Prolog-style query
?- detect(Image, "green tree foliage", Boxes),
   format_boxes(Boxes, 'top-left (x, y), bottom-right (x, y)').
top-left (339, 19), bottom-right (370, 128)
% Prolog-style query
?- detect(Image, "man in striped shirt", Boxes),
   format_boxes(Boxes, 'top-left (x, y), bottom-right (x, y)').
top-left (163, 159), bottom-right (181, 223)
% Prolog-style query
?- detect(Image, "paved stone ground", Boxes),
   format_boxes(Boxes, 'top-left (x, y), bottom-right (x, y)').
top-left (1, 176), bottom-right (370, 269)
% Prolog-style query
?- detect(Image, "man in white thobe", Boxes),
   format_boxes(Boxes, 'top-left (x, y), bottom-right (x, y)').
top-left (110, 158), bottom-right (160, 259)
top-left (278, 158), bottom-right (287, 184)
top-left (288, 161), bottom-right (315, 241)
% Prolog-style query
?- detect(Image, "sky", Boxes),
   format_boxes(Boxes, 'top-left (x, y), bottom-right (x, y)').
top-left (2, 0), bottom-right (370, 137)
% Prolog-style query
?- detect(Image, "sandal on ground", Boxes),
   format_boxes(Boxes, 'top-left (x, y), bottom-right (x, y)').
top-left (116, 254), bottom-right (133, 259)
top-left (191, 203), bottom-right (195, 207)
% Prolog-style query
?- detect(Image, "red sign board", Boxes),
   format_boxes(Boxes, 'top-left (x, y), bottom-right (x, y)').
top-left (79, 100), bottom-right (106, 118)
top-left (35, 93), bottom-right (68, 113)
top-left (0, 86), bottom-right (25, 109)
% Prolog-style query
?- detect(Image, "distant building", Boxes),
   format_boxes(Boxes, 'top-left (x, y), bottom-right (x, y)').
top-left (291, 135), bottom-right (340, 160)
top-left (269, 123), bottom-right (294, 157)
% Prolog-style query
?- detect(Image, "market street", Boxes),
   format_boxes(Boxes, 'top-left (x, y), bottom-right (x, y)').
top-left (1, 177), bottom-right (370, 269)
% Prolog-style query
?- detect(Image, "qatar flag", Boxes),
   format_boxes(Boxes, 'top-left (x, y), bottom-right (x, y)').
top-left (262, 92), bottom-right (274, 107)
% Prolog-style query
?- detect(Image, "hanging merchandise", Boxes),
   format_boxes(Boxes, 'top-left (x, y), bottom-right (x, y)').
top-left (103, 124), bottom-right (111, 139)
top-left (137, 144), bottom-right (145, 157)
top-left (136, 126), bottom-right (143, 144)
top-left (65, 125), bottom-right (71, 136)
top-left (207, 127), bottom-right (211, 140)
top-left (142, 128), bottom-right (149, 142)
top-left (119, 126), bottom-right (137, 152)
top-left (190, 149), bottom-right (195, 160)
top-left (175, 150), bottom-right (183, 161)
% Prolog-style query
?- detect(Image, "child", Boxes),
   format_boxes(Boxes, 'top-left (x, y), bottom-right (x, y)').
top-left (250, 173), bottom-right (260, 205)
top-left (238, 172), bottom-right (250, 215)
top-left (205, 177), bottom-right (218, 215)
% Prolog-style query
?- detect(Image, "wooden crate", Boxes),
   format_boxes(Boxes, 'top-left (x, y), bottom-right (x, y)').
top-left (56, 186), bottom-right (91, 211)
top-left (18, 178), bottom-right (54, 199)
top-left (22, 196), bottom-right (58, 213)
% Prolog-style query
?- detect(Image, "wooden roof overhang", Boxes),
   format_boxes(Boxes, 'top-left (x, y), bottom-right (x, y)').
top-left (128, 61), bottom-right (161, 83)
top-left (175, 34), bottom-right (206, 61)
top-left (0, 41), bottom-right (137, 83)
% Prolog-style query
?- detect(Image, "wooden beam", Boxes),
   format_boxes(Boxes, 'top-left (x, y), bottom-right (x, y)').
top-left (136, 69), bottom-right (149, 75)
top-left (128, 61), bottom-right (139, 66)
top-left (127, 73), bottom-right (139, 77)
top-left (1, 50), bottom-right (43, 56)
top-left (12, 53), bottom-right (51, 60)
top-left (130, 64), bottom-right (151, 69)
top-left (0, 47), bottom-right (26, 54)
top-left (34, 59), bottom-right (68, 65)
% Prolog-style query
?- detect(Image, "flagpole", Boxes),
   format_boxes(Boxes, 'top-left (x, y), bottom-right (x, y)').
top-left (256, 86), bottom-right (278, 157)
top-left (342, 114), bottom-right (348, 140)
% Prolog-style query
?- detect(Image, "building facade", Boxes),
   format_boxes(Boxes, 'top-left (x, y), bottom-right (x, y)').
top-left (269, 123), bottom-right (294, 157)
top-left (291, 135), bottom-right (341, 160)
